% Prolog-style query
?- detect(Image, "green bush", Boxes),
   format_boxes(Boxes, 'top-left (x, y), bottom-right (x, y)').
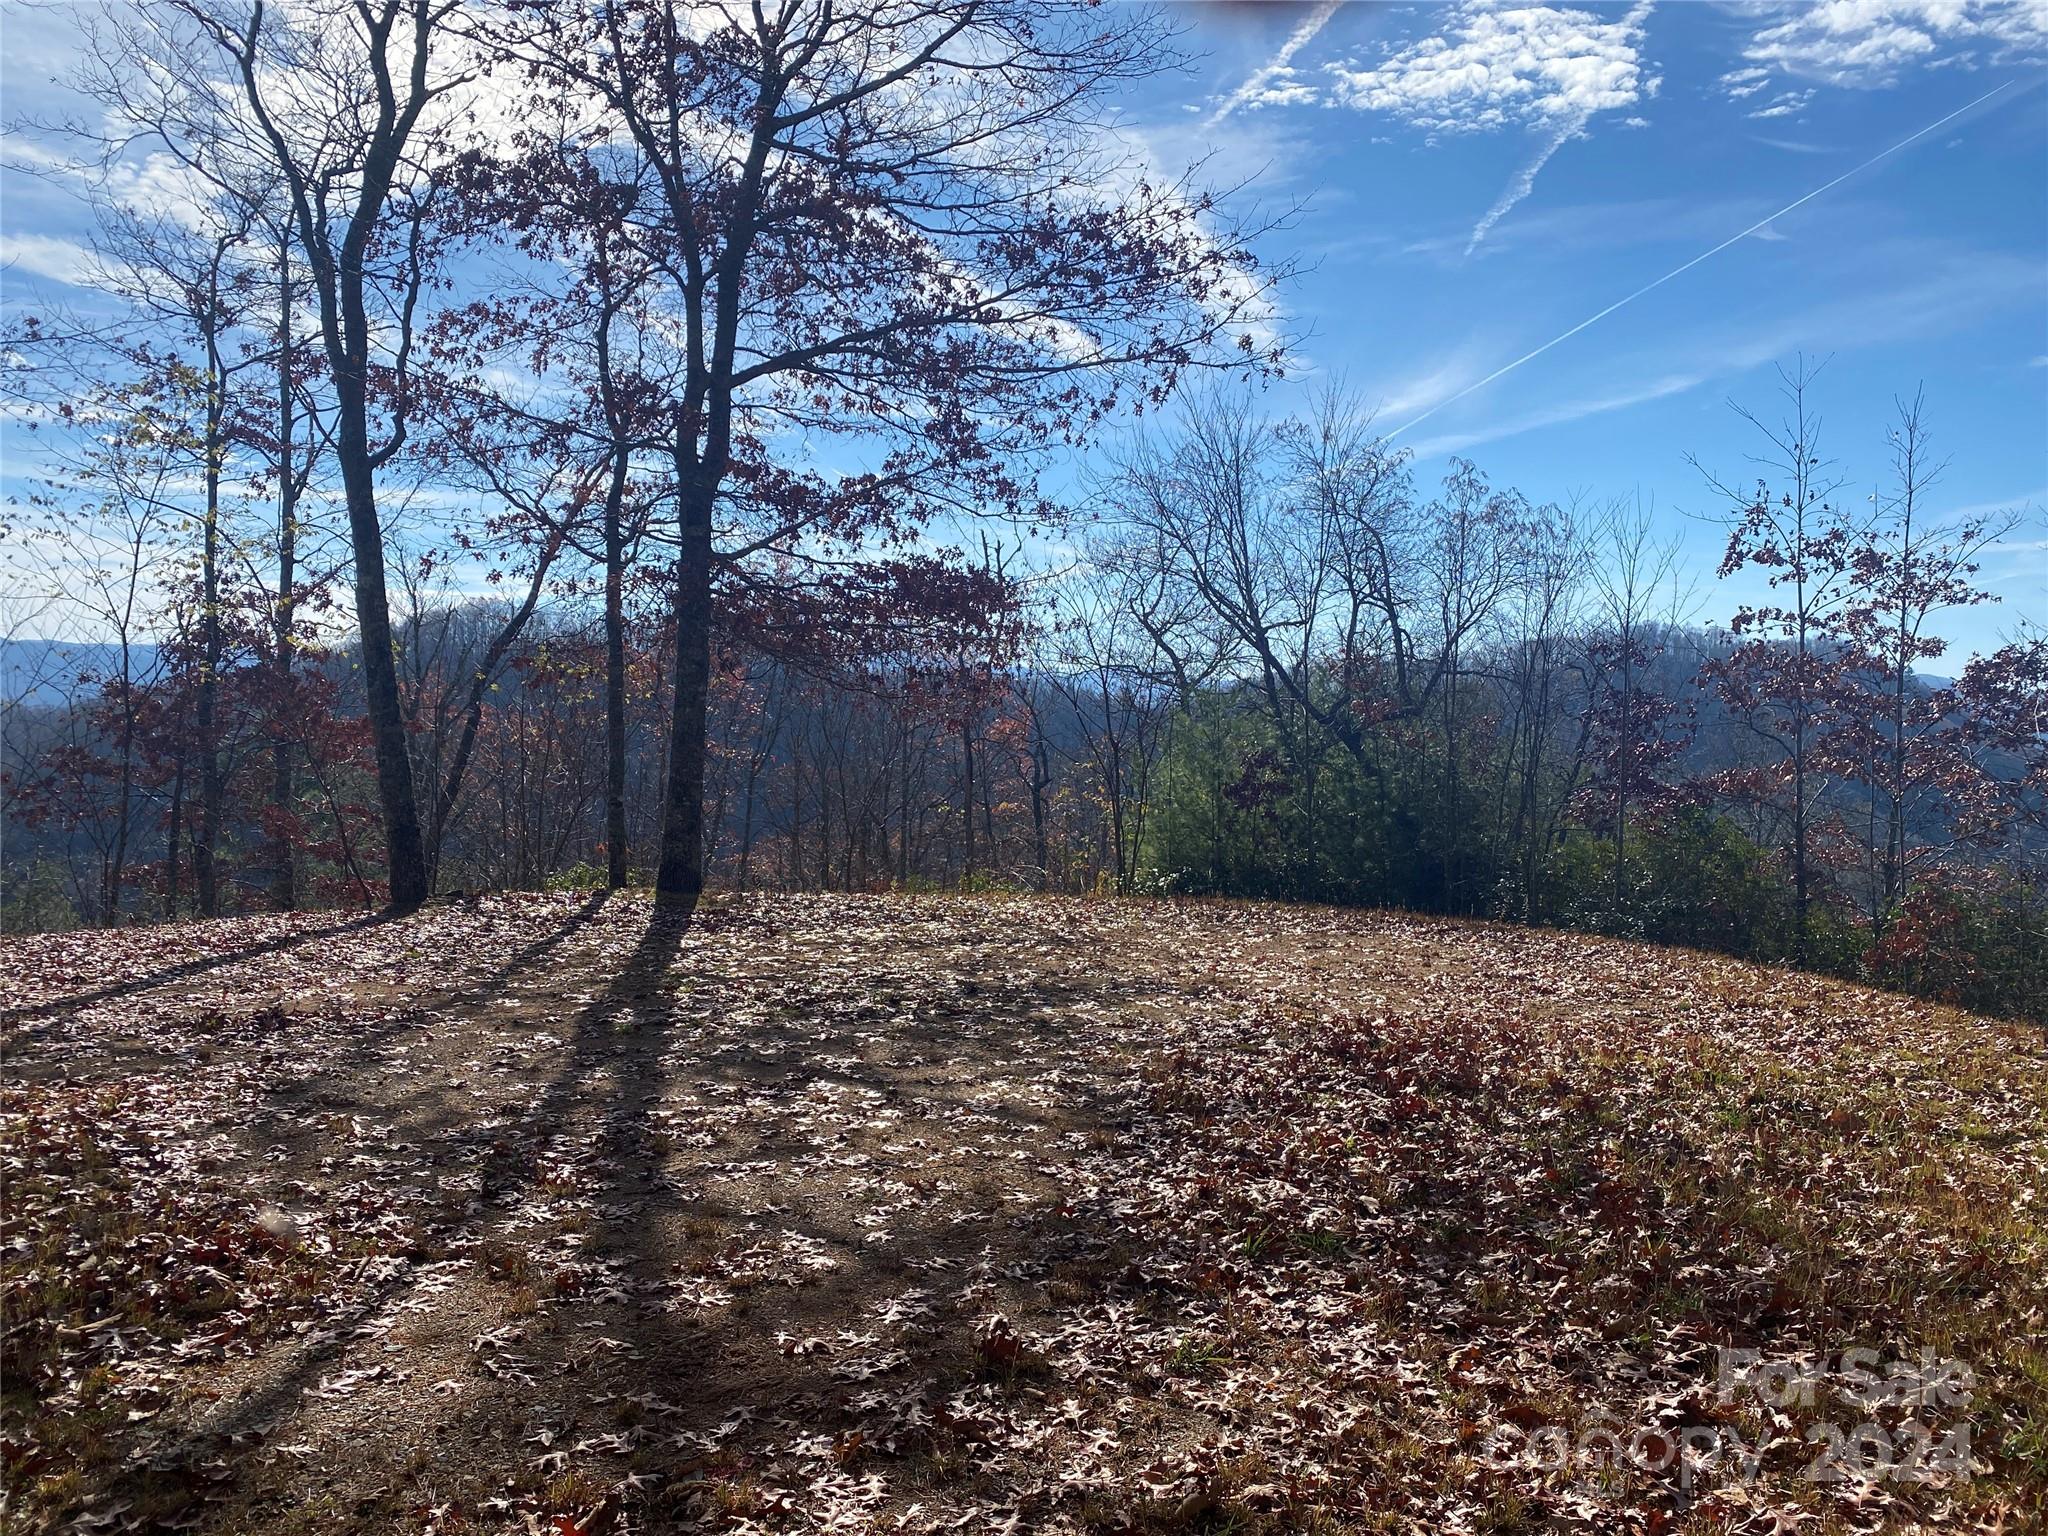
top-left (1864, 876), bottom-right (2048, 1024)
top-left (1552, 812), bottom-right (1793, 958)
top-left (543, 862), bottom-right (609, 892)
top-left (1, 861), bottom-right (80, 935)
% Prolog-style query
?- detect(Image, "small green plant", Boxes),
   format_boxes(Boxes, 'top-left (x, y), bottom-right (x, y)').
top-left (544, 861), bottom-right (607, 892)
top-left (1165, 1334), bottom-right (1231, 1377)
top-left (0, 860), bottom-right (79, 934)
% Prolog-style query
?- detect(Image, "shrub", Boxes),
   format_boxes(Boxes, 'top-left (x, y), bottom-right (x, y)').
top-left (0, 861), bottom-right (79, 935)
top-left (543, 862), bottom-right (608, 892)
top-left (1864, 875), bottom-right (2048, 1024)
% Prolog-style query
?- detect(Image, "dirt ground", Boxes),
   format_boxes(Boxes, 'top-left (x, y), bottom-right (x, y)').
top-left (4, 892), bottom-right (2046, 1535)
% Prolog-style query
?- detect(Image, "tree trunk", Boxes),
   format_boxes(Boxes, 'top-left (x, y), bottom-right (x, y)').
top-left (271, 248), bottom-right (298, 911)
top-left (105, 641), bottom-right (137, 925)
top-left (194, 319), bottom-right (225, 919)
top-left (603, 454), bottom-right (629, 889)
top-left (653, 475), bottom-right (715, 915)
top-left (959, 716), bottom-right (975, 884)
top-left (595, 281), bottom-right (632, 891)
top-left (1030, 733), bottom-right (1050, 891)
top-left (424, 538), bottom-right (561, 888)
top-left (164, 745), bottom-right (186, 919)
top-left (336, 384), bottom-right (429, 914)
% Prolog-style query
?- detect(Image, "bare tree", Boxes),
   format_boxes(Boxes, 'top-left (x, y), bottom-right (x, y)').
top-left (1043, 557), bottom-right (1175, 893)
top-left (502, 0), bottom-right (1279, 915)
top-left (171, 0), bottom-right (476, 913)
top-left (1694, 359), bottom-right (1861, 958)
top-left (1580, 495), bottom-right (1691, 908)
top-left (1843, 393), bottom-right (2019, 923)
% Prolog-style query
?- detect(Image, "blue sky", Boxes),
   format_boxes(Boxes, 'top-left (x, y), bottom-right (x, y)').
top-left (1125, 0), bottom-right (2048, 647)
top-left (2, 0), bottom-right (2044, 656)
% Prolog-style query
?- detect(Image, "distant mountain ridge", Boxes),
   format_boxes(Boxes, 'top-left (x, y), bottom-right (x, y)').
top-left (1, 640), bottom-right (160, 708)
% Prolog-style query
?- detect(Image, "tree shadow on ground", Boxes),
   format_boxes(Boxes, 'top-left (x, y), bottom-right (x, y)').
top-left (64, 896), bottom-right (1182, 1534)
top-left (490, 930), bottom-right (1162, 1531)
top-left (1, 910), bottom-right (387, 1028)
top-left (63, 893), bottom-right (673, 1530)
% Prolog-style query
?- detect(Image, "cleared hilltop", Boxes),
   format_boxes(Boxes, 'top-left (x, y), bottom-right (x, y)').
top-left (5, 893), bottom-right (2045, 1534)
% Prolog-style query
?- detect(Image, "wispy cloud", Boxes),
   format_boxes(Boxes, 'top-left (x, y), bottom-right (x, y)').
top-left (1752, 134), bottom-right (1836, 154)
top-left (1953, 492), bottom-right (2045, 524)
top-left (1408, 371), bottom-right (1700, 457)
top-left (1388, 79), bottom-right (2019, 440)
top-left (0, 232), bottom-right (99, 287)
top-left (1370, 346), bottom-right (1497, 422)
top-left (1463, 0), bottom-right (1655, 253)
top-left (1749, 87), bottom-right (1817, 120)
top-left (1206, 0), bottom-right (1344, 128)
top-left (1723, 0), bottom-right (2048, 105)
top-left (1405, 242), bottom-right (2041, 458)
top-left (1466, 115), bottom-right (1580, 257)
top-left (1722, 66), bottom-right (1772, 100)
top-left (1316, 0), bottom-right (1660, 254)
top-left (1194, 1), bottom-right (1662, 253)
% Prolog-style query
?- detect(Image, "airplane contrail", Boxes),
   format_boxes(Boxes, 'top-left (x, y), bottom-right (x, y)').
top-left (1207, 0), bottom-right (1343, 128)
top-left (1388, 77), bottom-right (2018, 441)
top-left (1466, 0), bottom-right (1655, 257)
top-left (1466, 116), bottom-right (1581, 257)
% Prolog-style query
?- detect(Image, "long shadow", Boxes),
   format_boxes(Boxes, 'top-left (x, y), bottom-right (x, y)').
top-left (66, 891), bottom-right (667, 1531)
top-left (234, 889), bottom-right (621, 1148)
top-left (529, 939), bottom-right (1158, 1529)
top-left (93, 897), bottom-right (1159, 1530)
top-left (382, 897), bottom-right (697, 1184)
top-left (9, 892), bottom-right (619, 1089)
top-left (425, 887), bottom-right (619, 1012)
top-left (1, 910), bottom-right (387, 1027)
top-left (487, 900), bottom-right (691, 1187)
top-left (7, 887), bottom-right (623, 1032)
top-left (123, 904), bottom-right (696, 1483)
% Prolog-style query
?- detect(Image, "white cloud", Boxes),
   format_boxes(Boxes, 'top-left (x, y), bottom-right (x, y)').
top-left (1749, 87), bottom-right (1818, 119)
top-left (1366, 342), bottom-right (1500, 422)
top-left (1752, 133), bottom-right (1837, 153)
top-left (1721, 66), bottom-right (1773, 98)
top-left (1407, 369), bottom-right (1700, 456)
top-left (1465, 117), bottom-right (1581, 254)
top-left (1316, 2), bottom-right (1661, 253)
top-left (1387, 76), bottom-right (2018, 440)
top-left (1207, 0), bottom-right (1344, 127)
top-left (1191, 2), bottom-right (1662, 252)
top-left (1727, 0), bottom-right (2048, 102)
top-left (0, 232), bottom-right (100, 287)
top-left (1400, 243), bottom-right (2042, 457)
top-left (1327, 2), bottom-right (1657, 133)
top-left (1392, 0), bottom-right (1662, 256)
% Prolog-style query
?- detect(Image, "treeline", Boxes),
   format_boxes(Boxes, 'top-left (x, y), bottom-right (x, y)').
top-left (7, 371), bottom-right (2045, 1018)
top-left (0, 3), bottom-right (2041, 1018)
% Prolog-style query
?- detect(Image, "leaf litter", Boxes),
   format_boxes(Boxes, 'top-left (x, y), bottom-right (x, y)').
top-left (3, 892), bottom-right (2045, 1533)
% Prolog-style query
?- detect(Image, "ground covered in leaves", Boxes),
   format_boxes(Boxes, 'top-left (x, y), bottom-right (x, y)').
top-left (4, 893), bottom-right (2045, 1536)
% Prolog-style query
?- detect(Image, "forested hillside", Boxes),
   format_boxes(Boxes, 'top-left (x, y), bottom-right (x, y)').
top-left (8, 393), bottom-right (2043, 1017)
